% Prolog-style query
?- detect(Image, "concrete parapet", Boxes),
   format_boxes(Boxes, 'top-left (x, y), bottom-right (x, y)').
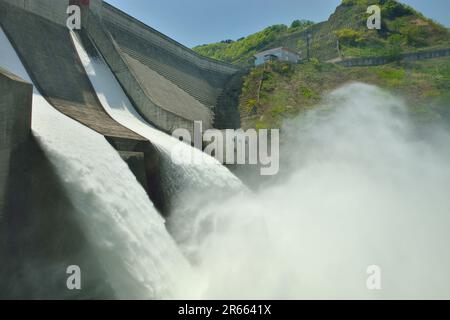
top-left (100, 2), bottom-right (240, 75)
top-left (1, 0), bottom-right (70, 26)
top-left (1, 0), bottom-right (103, 28)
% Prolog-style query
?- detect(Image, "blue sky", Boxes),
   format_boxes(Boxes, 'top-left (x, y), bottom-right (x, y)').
top-left (105, 0), bottom-right (450, 48)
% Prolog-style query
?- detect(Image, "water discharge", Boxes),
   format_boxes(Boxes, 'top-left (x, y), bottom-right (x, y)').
top-left (179, 83), bottom-right (450, 299)
top-left (71, 32), bottom-right (244, 252)
top-left (0, 27), bottom-right (189, 299)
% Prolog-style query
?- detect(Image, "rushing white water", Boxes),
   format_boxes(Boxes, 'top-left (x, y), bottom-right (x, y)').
top-left (0, 27), bottom-right (189, 299)
top-left (71, 32), bottom-right (244, 251)
top-left (178, 83), bottom-right (450, 300)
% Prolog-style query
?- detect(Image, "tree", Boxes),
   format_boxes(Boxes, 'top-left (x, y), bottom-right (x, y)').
top-left (290, 19), bottom-right (314, 30)
top-left (291, 20), bottom-right (302, 28)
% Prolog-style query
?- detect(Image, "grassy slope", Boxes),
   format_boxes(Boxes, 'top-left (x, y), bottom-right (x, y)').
top-left (239, 57), bottom-right (450, 129)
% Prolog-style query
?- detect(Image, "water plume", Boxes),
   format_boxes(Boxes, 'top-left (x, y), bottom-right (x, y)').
top-left (180, 83), bottom-right (450, 300)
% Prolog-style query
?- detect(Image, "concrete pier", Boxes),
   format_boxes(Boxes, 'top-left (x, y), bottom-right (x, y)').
top-left (0, 68), bottom-right (117, 298)
top-left (0, 68), bottom-right (32, 216)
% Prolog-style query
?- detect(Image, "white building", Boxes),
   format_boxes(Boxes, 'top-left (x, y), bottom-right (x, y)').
top-left (254, 47), bottom-right (300, 66)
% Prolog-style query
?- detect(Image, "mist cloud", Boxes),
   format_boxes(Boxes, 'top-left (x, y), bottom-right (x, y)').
top-left (176, 83), bottom-right (450, 299)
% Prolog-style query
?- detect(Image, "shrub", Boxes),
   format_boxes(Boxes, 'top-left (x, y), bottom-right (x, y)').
top-left (341, 0), bottom-right (368, 7)
top-left (403, 25), bottom-right (429, 47)
top-left (271, 105), bottom-right (287, 116)
top-left (247, 99), bottom-right (258, 108)
top-left (383, 0), bottom-right (414, 19)
top-left (281, 65), bottom-right (291, 74)
top-left (335, 28), bottom-right (366, 46)
top-left (299, 86), bottom-right (318, 99)
top-left (386, 34), bottom-right (405, 57)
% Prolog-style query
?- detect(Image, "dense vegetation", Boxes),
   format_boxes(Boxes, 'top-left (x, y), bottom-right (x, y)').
top-left (194, 0), bottom-right (450, 66)
top-left (194, 0), bottom-right (450, 129)
top-left (239, 57), bottom-right (450, 129)
top-left (335, 0), bottom-right (450, 58)
top-left (193, 20), bottom-right (314, 66)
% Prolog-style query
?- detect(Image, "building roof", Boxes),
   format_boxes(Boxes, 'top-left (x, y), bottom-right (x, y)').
top-left (254, 47), bottom-right (299, 58)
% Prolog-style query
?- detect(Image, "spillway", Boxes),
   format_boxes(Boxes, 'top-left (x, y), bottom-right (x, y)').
top-left (70, 31), bottom-right (245, 252)
top-left (0, 27), bottom-right (190, 299)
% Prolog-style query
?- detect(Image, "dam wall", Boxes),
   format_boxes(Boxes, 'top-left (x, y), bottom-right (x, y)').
top-left (0, 135), bottom-right (116, 299)
top-left (0, 0), bottom-right (242, 138)
top-left (0, 0), bottom-right (69, 26)
top-left (0, 69), bottom-right (114, 298)
top-left (84, 12), bottom-right (199, 135)
top-left (96, 2), bottom-right (242, 133)
top-left (100, 3), bottom-right (239, 75)
top-left (0, 0), bottom-right (146, 144)
top-left (0, 68), bottom-right (32, 216)
top-left (0, 0), bottom-right (103, 26)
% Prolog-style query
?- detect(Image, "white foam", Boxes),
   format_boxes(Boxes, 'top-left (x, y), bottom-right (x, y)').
top-left (183, 84), bottom-right (450, 299)
top-left (0, 27), bottom-right (189, 299)
top-left (71, 32), bottom-right (244, 248)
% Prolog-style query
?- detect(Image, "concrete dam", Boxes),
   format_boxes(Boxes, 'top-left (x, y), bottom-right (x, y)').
top-left (0, 0), bottom-right (243, 136)
top-left (0, 0), bottom-right (244, 299)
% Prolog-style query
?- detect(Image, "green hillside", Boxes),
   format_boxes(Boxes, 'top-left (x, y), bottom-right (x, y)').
top-left (239, 57), bottom-right (450, 130)
top-left (193, 20), bottom-right (314, 66)
top-left (194, 0), bottom-right (450, 130)
top-left (333, 0), bottom-right (450, 58)
top-left (193, 0), bottom-right (450, 66)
